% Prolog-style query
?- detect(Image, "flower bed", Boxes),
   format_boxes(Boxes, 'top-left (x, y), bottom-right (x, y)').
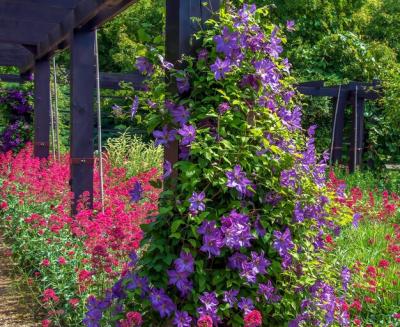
top-left (329, 172), bottom-right (400, 326)
top-left (0, 144), bottom-right (160, 326)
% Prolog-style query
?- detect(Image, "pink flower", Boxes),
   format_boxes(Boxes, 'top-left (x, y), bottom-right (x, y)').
top-left (197, 315), bottom-right (213, 327)
top-left (124, 311), bottom-right (143, 326)
top-left (42, 288), bottom-right (59, 303)
top-left (244, 310), bottom-right (262, 327)
top-left (378, 259), bottom-right (389, 269)
top-left (78, 269), bottom-right (92, 282)
top-left (41, 259), bottom-right (50, 267)
top-left (58, 256), bottom-right (67, 265)
top-left (69, 298), bottom-right (79, 307)
top-left (42, 319), bottom-right (51, 327)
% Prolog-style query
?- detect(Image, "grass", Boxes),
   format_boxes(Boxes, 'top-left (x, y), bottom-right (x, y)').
top-left (104, 131), bottom-right (163, 177)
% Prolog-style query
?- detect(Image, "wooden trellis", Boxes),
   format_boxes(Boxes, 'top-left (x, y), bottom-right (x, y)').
top-left (0, 0), bottom-right (222, 212)
top-left (296, 81), bottom-right (381, 172)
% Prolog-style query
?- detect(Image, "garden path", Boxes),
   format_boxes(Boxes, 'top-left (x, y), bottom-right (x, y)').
top-left (0, 235), bottom-right (39, 326)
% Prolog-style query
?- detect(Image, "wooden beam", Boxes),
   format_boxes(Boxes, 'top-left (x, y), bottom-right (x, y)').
top-left (9, 0), bottom-right (79, 8)
top-left (70, 28), bottom-right (96, 212)
top-left (31, 0), bottom-right (135, 70)
top-left (33, 58), bottom-right (51, 158)
top-left (85, 0), bottom-right (139, 29)
top-left (0, 74), bottom-right (24, 83)
top-left (99, 72), bottom-right (147, 90)
top-left (0, 2), bottom-right (72, 24)
top-left (0, 19), bottom-right (57, 44)
top-left (331, 90), bottom-right (349, 163)
top-left (349, 94), bottom-right (365, 172)
top-left (164, 0), bottom-right (222, 179)
top-left (0, 43), bottom-right (34, 68)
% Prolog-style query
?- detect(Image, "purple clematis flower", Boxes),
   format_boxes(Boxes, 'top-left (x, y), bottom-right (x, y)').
top-left (178, 124), bottom-right (196, 145)
top-left (189, 191), bottom-right (206, 215)
top-left (273, 228), bottom-right (295, 256)
top-left (218, 102), bottom-right (231, 115)
top-left (176, 73), bottom-right (190, 94)
top-left (341, 266), bottom-right (351, 291)
top-left (167, 269), bottom-right (192, 297)
top-left (240, 260), bottom-right (258, 283)
top-left (238, 297), bottom-right (254, 314)
top-left (221, 210), bottom-right (253, 249)
top-left (198, 48), bottom-right (208, 61)
top-left (213, 27), bottom-right (239, 57)
top-left (210, 57), bottom-right (232, 80)
top-left (129, 181), bottom-right (143, 203)
top-left (149, 288), bottom-right (176, 318)
top-left (250, 251), bottom-right (271, 275)
top-left (223, 289), bottom-right (239, 308)
top-left (131, 96), bottom-right (139, 119)
top-left (198, 221), bottom-right (224, 257)
top-left (228, 252), bottom-right (247, 270)
top-left (286, 20), bottom-right (295, 32)
top-left (135, 57), bottom-right (154, 75)
top-left (163, 160), bottom-right (172, 179)
top-left (199, 292), bottom-right (219, 312)
top-left (153, 126), bottom-right (177, 147)
top-left (226, 165), bottom-right (252, 195)
top-left (173, 311), bottom-right (192, 327)
top-left (174, 251), bottom-right (194, 274)
top-left (170, 105), bottom-right (190, 126)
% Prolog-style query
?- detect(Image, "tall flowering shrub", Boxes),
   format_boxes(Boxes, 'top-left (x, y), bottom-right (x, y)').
top-left (90, 4), bottom-right (352, 327)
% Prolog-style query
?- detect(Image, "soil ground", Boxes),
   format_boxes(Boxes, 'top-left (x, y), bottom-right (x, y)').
top-left (0, 235), bottom-right (39, 326)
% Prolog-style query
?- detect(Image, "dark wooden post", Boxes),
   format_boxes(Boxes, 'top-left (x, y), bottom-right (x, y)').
top-left (331, 89), bottom-right (349, 164)
top-left (349, 90), bottom-right (365, 172)
top-left (165, 0), bottom-right (222, 178)
top-left (70, 28), bottom-right (96, 212)
top-left (33, 57), bottom-right (51, 158)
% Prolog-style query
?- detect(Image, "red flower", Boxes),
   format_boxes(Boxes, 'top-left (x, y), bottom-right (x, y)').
top-left (69, 298), bottom-right (79, 307)
top-left (42, 319), bottom-right (51, 327)
top-left (197, 315), bottom-right (213, 327)
top-left (244, 310), bottom-right (262, 327)
top-left (0, 201), bottom-right (8, 210)
top-left (353, 318), bottom-right (361, 326)
top-left (393, 313), bottom-right (400, 319)
top-left (41, 259), bottom-right (50, 267)
top-left (58, 256), bottom-right (67, 265)
top-left (366, 266), bottom-right (376, 278)
top-left (78, 269), bottom-right (92, 282)
top-left (325, 234), bottom-right (334, 244)
top-left (350, 299), bottom-right (362, 312)
top-left (378, 259), bottom-right (390, 269)
top-left (124, 311), bottom-right (143, 326)
top-left (42, 288), bottom-right (59, 303)
top-left (364, 296), bottom-right (375, 304)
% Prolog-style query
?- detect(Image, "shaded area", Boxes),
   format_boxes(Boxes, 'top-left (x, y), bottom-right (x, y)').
top-left (0, 235), bottom-right (39, 327)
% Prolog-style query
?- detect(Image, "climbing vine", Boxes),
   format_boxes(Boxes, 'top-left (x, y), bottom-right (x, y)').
top-left (85, 4), bottom-right (353, 326)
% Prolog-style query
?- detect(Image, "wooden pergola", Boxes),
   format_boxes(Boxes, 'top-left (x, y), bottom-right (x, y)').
top-left (0, 0), bottom-right (221, 211)
top-left (297, 80), bottom-right (381, 172)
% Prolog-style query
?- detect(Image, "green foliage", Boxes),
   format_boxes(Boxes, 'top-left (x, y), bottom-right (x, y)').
top-left (102, 5), bottom-right (353, 325)
top-left (241, 0), bottom-right (400, 166)
top-left (105, 132), bottom-right (163, 177)
top-left (98, 0), bottom-right (164, 72)
top-left (335, 167), bottom-right (400, 193)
